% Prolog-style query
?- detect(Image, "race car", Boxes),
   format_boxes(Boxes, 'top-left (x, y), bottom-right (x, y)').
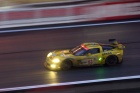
top-left (44, 39), bottom-right (125, 70)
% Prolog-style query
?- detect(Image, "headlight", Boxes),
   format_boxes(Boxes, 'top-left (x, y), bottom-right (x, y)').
top-left (52, 58), bottom-right (60, 63)
top-left (47, 52), bottom-right (52, 57)
top-left (50, 64), bottom-right (56, 68)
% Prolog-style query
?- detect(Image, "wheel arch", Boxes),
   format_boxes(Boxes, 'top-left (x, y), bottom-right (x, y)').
top-left (105, 55), bottom-right (119, 65)
top-left (63, 58), bottom-right (74, 66)
top-left (106, 55), bottom-right (119, 61)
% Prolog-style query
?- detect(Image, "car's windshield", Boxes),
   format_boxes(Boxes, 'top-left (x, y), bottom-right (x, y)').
top-left (70, 45), bottom-right (88, 56)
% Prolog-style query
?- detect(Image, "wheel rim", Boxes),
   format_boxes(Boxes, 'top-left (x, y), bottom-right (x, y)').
top-left (107, 56), bottom-right (117, 65)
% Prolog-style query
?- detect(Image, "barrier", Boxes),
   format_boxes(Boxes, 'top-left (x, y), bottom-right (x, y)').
top-left (0, 0), bottom-right (139, 28)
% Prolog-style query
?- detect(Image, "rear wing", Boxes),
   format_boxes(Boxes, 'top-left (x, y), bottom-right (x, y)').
top-left (109, 39), bottom-right (118, 45)
top-left (109, 39), bottom-right (125, 49)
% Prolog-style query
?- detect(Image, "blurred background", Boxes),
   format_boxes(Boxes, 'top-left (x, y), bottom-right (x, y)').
top-left (0, 0), bottom-right (66, 6)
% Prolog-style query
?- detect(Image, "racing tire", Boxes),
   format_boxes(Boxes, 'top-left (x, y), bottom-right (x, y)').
top-left (61, 60), bottom-right (72, 70)
top-left (105, 55), bottom-right (118, 66)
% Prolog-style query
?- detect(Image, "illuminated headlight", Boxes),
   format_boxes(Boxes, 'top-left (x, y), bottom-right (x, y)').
top-left (47, 52), bottom-right (52, 57)
top-left (51, 64), bottom-right (56, 68)
top-left (52, 58), bottom-right (60, 63)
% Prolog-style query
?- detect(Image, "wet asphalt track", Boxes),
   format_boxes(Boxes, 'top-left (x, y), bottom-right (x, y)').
top-left (0, 22), bottom-right (140, 88)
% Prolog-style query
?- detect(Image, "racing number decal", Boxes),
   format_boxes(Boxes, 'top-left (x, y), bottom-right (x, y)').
top-left (81, 59), bottom-right (93, 65)
top-left (88, 59), bottom-right (93, 65)
top-left (81, 57), bottom-right (97, 65)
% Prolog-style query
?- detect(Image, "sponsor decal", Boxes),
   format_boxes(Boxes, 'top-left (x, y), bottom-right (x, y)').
top-left (103, 52), bottom-right (112, 55)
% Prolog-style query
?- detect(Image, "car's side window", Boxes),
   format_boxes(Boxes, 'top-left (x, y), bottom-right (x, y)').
top-left (87, 48), bottom-right (100, 54)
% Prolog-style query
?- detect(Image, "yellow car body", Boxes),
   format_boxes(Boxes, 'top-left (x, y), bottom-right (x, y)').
top-left (44, 39), bottom-right (125, 70)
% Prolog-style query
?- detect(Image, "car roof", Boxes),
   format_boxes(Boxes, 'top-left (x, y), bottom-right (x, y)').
top-left (82, 42), bottom-right (101, 49)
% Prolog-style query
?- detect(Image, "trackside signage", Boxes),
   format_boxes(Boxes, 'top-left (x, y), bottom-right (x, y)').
top-left (0, 0), bottom-right (139, 27)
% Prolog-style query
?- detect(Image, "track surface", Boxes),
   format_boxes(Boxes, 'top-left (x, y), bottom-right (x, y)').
top-left (0, 22), bottom-right (140, 88)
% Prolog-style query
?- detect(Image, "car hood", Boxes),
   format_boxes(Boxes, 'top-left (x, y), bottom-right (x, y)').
top-left (52, 49), bottom-right (72, 57)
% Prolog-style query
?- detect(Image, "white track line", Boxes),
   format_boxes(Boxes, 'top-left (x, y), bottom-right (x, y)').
top-left (0, 75), bottom-right (140, 92)
top-left (0, 20), bottom-right (140, 34)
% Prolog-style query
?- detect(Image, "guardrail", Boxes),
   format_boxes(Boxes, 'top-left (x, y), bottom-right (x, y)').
top-left (0, 0), bottom-right (140, 28)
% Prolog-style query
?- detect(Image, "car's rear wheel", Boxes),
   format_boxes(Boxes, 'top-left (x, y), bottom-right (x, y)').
top-left (61, 60), bottom-right (72, 70)
top-left (105, 55), bottom-right (118, 66)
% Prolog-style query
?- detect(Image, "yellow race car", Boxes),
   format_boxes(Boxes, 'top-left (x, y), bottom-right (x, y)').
top-left (44, 39), bottom-right (125, 70)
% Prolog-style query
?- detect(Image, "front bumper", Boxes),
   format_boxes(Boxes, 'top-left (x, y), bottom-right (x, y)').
top-left (44, 61), bottom-right (61, 70)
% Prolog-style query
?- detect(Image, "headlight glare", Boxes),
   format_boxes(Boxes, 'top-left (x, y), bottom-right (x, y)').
top-left (51, 64), bottom-right (56, 68)
top-left (47, 52), bottom-right (52, 57)
top-left (52, 58), bottom-right (60, 63)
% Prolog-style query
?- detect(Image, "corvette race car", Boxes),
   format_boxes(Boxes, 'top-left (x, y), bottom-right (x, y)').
top-left (44, 39), bottom-right (125, 70)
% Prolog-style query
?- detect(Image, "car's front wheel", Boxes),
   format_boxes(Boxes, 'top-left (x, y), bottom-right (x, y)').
top-left (61, 60), bottom-right (72, 70)
top-left (105, 55), bottom-right (118, 66)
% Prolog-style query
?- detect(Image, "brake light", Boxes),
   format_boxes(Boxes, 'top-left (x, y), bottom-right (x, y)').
top-left (81, 44), bottom-right (89, 50)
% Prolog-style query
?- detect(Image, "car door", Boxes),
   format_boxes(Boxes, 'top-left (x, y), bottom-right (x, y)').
top-left (79, 48), bottom-right (102, 66)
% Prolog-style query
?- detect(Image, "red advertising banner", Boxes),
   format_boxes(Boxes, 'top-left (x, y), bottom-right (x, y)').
top-left (0, 0), bottom-right (139, 27)
top-left (7, 10), bottom-right (35, 20)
